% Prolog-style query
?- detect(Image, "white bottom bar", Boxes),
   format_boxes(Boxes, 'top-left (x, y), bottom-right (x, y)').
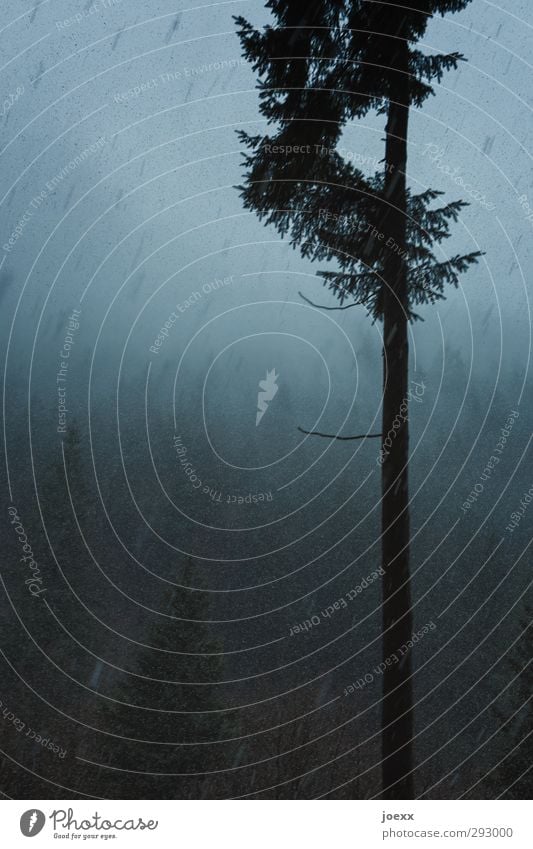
top-left (1, 800), bottom-right (530, 848)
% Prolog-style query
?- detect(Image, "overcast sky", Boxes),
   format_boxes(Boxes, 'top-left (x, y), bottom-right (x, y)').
top-left (1, 0), bottom-right (531, 421)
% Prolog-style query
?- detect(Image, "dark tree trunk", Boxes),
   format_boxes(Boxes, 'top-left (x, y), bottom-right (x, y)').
top-left (380, 35), bottom-right (414, 799)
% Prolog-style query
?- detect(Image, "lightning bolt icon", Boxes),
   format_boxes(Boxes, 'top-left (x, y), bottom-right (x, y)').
top-left (28, 811), bottom-right (38, 833)
top-left (256, 368), bottom-right (279, 426)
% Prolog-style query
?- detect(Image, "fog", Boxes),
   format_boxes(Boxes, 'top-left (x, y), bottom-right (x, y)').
top-left (0, 0), bottom-right (531, 799)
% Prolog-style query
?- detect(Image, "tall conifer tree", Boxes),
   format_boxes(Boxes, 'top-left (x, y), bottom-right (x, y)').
top-left (236, 0), bottom-right (480, 797)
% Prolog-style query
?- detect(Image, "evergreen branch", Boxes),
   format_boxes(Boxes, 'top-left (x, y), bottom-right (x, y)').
top-left (298, 426), bottom-right (382, 440)
top-left (298, 290), bottom-right (366, 310)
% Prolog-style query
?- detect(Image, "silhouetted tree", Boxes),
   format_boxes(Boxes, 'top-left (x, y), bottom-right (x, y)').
top-left (235, 0), bottom-right (480, 798)
top-left (484, 605), bottom-right (532, 799)
top-left (88, 560), bottom-right (231, 799)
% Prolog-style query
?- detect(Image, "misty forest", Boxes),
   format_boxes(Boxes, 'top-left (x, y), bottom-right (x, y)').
top-left (0, 0), bottom-right (531, 800)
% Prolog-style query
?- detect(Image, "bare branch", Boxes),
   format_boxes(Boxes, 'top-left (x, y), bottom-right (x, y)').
top-left (298, 290), bottom-right (364, 311)
top-left (298, 426), bottom-right (382, 440)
